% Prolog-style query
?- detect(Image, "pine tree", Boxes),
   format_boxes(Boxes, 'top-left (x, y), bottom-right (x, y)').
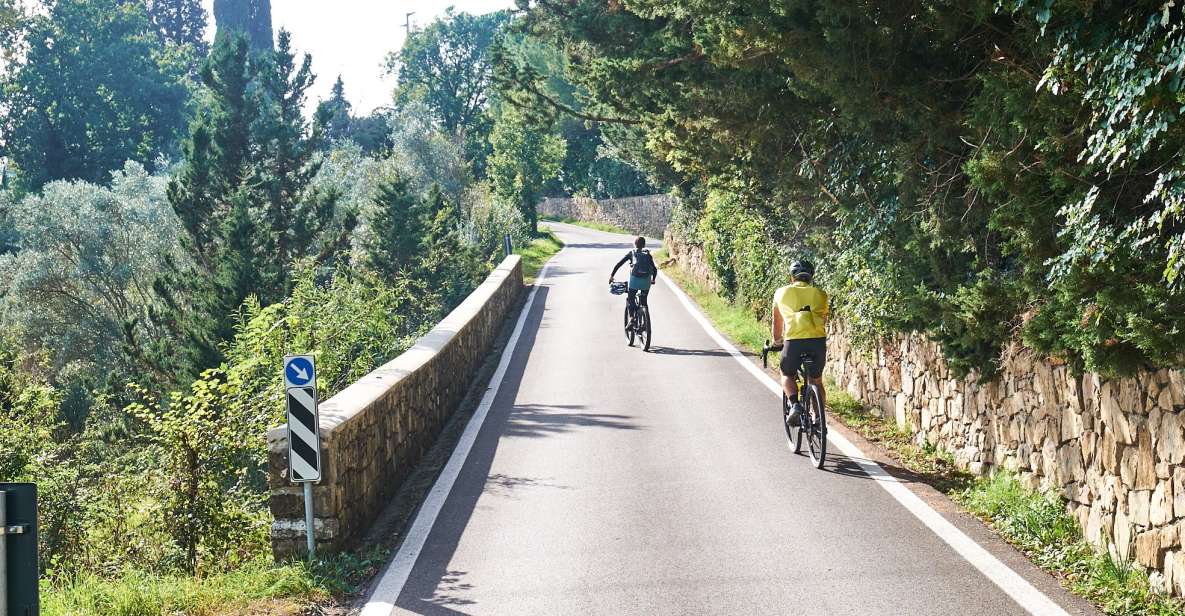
top-left (363, 176), bottom-right (427, 283)
top-left (254, 30), bottom-right (337, 299)
top-left (167, 34), bottom-right (256, 267)
top-left (422, 183), bottom-right (484, 308)
top-left (150, 31), bottom-right (340, 379)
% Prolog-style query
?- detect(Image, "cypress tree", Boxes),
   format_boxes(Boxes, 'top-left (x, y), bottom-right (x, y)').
top-left (317, 76), bottom-right (353, 145)
top-left (213, 0), bottom-right (272, 51)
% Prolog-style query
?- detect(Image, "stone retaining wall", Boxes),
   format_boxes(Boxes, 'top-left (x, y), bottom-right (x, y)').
top-left (267, 256), bottom-right (525, 559)
top-left (539, 194), bottom-right (675, 238)
top-left (666, 233), bottom-right (1185, 596)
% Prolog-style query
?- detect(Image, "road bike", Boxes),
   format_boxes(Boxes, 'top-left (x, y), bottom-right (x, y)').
top-left (763, 340), bottom-right (827, 468)
top-left (610, 280), bottom-right (651, 351)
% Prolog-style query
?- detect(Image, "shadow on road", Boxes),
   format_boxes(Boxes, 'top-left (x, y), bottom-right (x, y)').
top-left (647, 345), bottom-right (733, 358)
top-left (537, 264), bottom-right (582, 278)
top-left (506, 404), bottom-right (642, 438)
top-left (563, 241), bottom-right (634, 250)
top-left (482, 473), bottom-right (571, 498)
top-left (814, 451), bottom-right (881, 480)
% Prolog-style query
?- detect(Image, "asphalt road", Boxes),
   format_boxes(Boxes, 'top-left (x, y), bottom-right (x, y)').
top-left (373, 223), bottom-right (1096, 615)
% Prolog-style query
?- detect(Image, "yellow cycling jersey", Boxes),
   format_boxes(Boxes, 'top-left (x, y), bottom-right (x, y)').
top-left (773, 281), bottom-right (829, 339)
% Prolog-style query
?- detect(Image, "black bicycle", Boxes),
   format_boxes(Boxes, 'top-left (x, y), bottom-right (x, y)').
top-left (762, 340), bottom-right (827, 468)
top-left (610, 280), bottom-right (651, 351)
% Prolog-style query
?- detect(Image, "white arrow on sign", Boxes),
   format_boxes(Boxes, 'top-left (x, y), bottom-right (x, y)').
top-left (291, 364), bottom-right (309, 381)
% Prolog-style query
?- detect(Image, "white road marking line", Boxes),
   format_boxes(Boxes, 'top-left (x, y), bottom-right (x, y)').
top-left (658, 270), bottom-right (1070, 616)
top-left (360, 248), bottom-right (565, 616)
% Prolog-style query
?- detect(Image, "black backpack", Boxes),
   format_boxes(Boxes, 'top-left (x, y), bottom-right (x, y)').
top-left (631, 249), bottom-right (654, 277)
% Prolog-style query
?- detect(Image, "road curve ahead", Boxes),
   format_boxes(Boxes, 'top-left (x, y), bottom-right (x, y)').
top-left (370, 223), bottom-right (1092, 616)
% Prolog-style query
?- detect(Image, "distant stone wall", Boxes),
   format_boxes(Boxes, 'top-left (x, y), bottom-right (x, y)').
top-left (667, 231), bottom-right (1185, 596)
top-left (539, 194), bottom-right (675, 238)
top-left (662, 226), bottom-right (716, 291)
top-left (267, 256), bottom-right (525, 559)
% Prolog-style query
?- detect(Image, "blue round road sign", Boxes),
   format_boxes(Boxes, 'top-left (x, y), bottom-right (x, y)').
top-left (286, 356), bottom-right (314, 386)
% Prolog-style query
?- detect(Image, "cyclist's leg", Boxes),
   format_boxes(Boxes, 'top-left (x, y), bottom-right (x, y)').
top-left (804, 338), bottom-right (828, 410)
top-left (626, 288), bottom-right (638, 315)
top-left (638, 288), bottom-right (649, 308)
top-left (779, 340), bottom-right (804, 403)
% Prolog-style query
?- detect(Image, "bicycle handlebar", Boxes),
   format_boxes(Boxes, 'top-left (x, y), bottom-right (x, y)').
top-left (761, 339), bottom-right (783, 369)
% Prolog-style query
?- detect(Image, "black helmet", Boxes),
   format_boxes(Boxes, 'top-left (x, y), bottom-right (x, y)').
top-left (790, 260), bottom-right (815, 282)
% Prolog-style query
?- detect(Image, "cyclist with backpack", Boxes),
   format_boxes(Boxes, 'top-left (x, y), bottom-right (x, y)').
top-left (772, 260), bottom-right (829, 427)
top-left (609, 236), bottom-right (658, 320)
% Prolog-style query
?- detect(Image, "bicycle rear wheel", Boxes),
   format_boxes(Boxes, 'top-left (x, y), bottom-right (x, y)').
top-left (639, 306), bottom-right (651, 351)
top-left (624, 305), bottom-right (635, 346)
top-left (805, 384), bottom-right (827, 468)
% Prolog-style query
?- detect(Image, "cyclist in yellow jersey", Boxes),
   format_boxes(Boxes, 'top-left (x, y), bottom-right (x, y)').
top-left (771, 260), bottom-right (828, 426)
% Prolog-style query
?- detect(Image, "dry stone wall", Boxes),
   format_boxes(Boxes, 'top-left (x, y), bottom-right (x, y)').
top-left (267, 256), bottom-right (525, 559)
top-left (539, 194), bottom-right (675, 238)
top-left (666, 233), bottom-right (1185, 596)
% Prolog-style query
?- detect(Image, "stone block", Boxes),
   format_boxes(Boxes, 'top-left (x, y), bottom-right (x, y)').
top-left (1085, 501), bottom-right (1112, 546)
top-left (1101, 381), bottom-right (1136, 444)
top-left (1175, 467), bottom-right (1185, 519)
top-left (1130, 490), bottom-right (1152, 527)
top-left (1114, 509), bottom-right (1134, 560)
top-left (1099, 433), bottom-right (1122, 474)
top-left (1170, 371), bottom-right (1185, 407)
top-left (1163, 523), bottom-right (1180, 549)
top-left (1153, 481), bottom-right (1175, 526)
top-left (1136, 529), bottom-right (1169, 568)
top-left (1136, 429), bottom-right (1158, 490)
top-left (1061, 404), bottom-right (1084, 442)
top-left (1173, 551), bottom-right (1185, 597)
top-left (1159, 410), bottom-right (1185, 464)
top-left (1056, 441), bottom-right (1084, 485)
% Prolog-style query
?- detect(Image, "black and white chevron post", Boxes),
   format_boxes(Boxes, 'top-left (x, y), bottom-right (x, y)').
top-left (286, 386), bottom-right (321, 482)
top-left (283, 354), bottom-right (321, 557)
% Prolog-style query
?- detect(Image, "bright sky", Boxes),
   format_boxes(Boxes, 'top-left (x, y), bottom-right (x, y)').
top-left (200, 1), bottom-right (517, 114)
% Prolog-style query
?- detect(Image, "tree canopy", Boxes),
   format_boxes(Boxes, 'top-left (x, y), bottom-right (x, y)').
top-left (1, 0), bottom-right (192, 189)
top-left (512, 0), bottom-right (1185, 377)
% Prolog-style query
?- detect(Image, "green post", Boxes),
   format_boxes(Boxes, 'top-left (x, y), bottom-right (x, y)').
top-left (0, 483), bottom-right (39, 616)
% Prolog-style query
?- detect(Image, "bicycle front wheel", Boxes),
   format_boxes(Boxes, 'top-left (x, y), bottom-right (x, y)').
top-left (624, 305), bottom-right (635, 346)
top-left (639, 306), bottom-right (651, 351)
top-left (805, 384), bottom-right (827, 468)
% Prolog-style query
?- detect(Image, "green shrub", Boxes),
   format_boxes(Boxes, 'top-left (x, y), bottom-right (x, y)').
top-left (697, 190), bottom-right (791, 316)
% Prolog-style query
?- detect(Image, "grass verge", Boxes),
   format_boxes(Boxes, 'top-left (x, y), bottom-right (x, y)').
top-left (516, 229), bottom-right (563, 284)
top-left (541, 215), bottom-right (632, 235)
top-left (656, 248), bottom-right (769, 354)
top-left (42, 550), bottom-right (387, 616)
top-left (659, 256), bottom-right (1184, 615)
top-left (825, 385), bottom-right (977, 494)
top-left (955, 473), bottom-right (1185, 615)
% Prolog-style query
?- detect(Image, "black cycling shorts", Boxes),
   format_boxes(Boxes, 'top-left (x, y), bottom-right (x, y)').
top-left (780, 338), bottom-right (826, 379)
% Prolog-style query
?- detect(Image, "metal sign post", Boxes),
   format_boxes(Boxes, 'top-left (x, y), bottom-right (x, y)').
top-left (503, 233), bottom-right (513, 257)
top-left (284, 355), bottom-right (321, 559)
top-left (0, 483), bottom-right (38, 616)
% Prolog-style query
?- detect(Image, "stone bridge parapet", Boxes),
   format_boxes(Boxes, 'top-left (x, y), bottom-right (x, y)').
top-left (267, 256), bottom-right (524, 559)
